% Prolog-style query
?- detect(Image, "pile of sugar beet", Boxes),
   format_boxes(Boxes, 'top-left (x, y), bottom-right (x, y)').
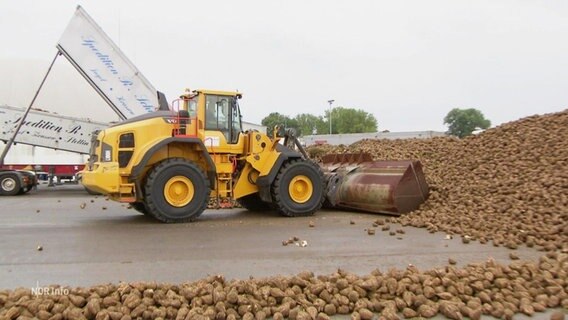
top-left (310, 110), bottom-right (568, 253)
top-left (1, 111), bottom-right (566, 320)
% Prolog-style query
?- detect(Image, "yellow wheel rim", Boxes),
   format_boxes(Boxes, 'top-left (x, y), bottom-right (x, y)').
top-left (288, 175), bottom-right (313, 204)
top-left (164, 176), bottom-right (194, 207)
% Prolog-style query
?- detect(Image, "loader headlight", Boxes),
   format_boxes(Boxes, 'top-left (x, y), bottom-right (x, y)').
top-left (101, 142), bottom-right (113, 162)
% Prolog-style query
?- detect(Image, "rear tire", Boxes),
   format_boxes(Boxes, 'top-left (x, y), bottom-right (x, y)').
top-left (271, 159), bottom-right (325, 217)
top-left (0, 174), bottom-right (21, 196)
top-left (145, 158), bottom-right (210, 223)
top-left (237, 193), bottom-right (271, 211)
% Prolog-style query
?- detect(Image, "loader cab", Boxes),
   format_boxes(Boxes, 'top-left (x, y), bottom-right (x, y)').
top-left (201, 91), bottom-right (243, 145)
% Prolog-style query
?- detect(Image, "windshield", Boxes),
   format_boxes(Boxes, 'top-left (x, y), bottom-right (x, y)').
top-left (205, 95), bottom-right (229, 130)
top-left (205, 94), bottom-right (242, 144)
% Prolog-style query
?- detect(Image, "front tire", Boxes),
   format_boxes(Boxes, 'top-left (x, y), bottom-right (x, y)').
top-left (271, 160), bottom-right (325, 217)
top-left (0, 174), bottom-right (21, 196)
top-left (145, 158), bottom-right (210, 223)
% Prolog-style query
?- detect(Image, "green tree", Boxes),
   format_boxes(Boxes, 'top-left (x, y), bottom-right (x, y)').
top-left (444, 108), bottom-right (491, 138)
top-left (261, 107), bottom-right (378, 136)
top-left (314, 118), bottom-right (329, 136)
top-left (294, 113), bottom-right (326, 136)
top-left (326, 107), bottom-right (378, 134)
top-left (261, 112), bottom-right (299, 136)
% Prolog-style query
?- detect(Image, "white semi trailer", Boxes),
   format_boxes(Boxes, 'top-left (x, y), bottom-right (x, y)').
top-left (0, 6), bottom-right (168, 195)
top-left (0, 105), bottom-right (108, 194)
top-left (0, 105), bottom-right (107, 155)
top-left (1, 6), bottom-right (265, 195)
top-left (56, 5), bottom-right (169, 120)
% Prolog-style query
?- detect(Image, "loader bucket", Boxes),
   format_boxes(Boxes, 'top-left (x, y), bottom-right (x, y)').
top-left (320, 153), bottom-right (429, 216)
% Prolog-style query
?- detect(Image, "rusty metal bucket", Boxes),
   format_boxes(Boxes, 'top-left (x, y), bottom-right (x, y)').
top-left (320, 153), bottom-right (429, 216)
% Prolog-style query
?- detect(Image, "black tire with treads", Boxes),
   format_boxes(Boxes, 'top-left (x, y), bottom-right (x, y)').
top-left (130, 181), bottom-right (150, 216)
top-left (145, 158), bottom-right (210, 223)
top-left (271, 159), bottom-right (325, 217)
top-left (0, 174), bottom-right (21, 196)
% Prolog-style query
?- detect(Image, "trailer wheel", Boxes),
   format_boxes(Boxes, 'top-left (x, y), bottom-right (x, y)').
top-left (271, 159), bottom-right (325, 217)
top-left (0, 174), bottom-right (21, 196)
top-left (237, 193), bottom-right (271, 211)
top-left (145, 158), bottom-right (210, 223)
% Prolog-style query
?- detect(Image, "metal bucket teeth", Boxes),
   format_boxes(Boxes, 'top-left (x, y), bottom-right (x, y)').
top-left (320, 153), bottom-right (429, 216)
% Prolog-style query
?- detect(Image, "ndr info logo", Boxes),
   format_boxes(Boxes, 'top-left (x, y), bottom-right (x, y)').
top-left (31, 281), bottom-right (69, 296)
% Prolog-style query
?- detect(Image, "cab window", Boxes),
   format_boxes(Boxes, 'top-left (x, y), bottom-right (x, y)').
top-left (205, 95), bottom-right (229, 132)
top-left (231, 101), bottom-right (242, 144)
top-left (185, 96), bottom-right (198, 117)
top-left (205, 94), bottom-right (242, 143)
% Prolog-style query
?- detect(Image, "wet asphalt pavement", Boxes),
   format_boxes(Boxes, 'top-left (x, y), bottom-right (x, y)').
top-left (0, 184), bottom-right (544, 291)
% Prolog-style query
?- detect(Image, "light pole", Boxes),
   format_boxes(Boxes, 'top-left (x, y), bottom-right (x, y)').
top-left (328, 99), bottom-right (334, 134)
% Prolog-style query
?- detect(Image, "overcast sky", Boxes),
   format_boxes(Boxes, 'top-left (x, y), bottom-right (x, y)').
top-left (1, 0), bottom-right (567, 132)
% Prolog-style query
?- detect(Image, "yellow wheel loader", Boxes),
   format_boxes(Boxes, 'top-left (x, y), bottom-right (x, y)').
top-left (81, 89), bottom-right (429, 223)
